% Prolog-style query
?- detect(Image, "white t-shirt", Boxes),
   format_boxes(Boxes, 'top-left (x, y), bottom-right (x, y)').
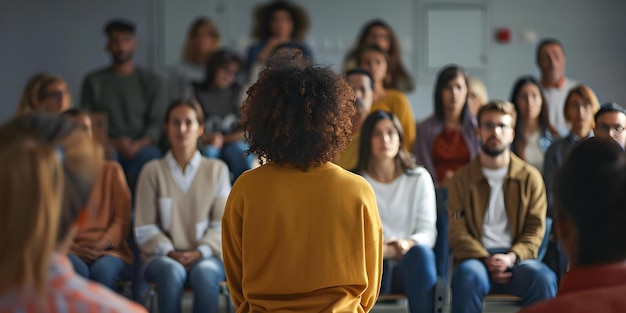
top-left (363, 168), bottom-right (437, 248)
top-left (524, 131), bottom-right (544, 173)
top-left (481, 166), bottom-right (512, 249)
top-left (544, 78), bottom-right (579, 135)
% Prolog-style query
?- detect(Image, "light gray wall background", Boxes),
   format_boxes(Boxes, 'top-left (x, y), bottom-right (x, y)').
top-left (1, 0), bottom-right (625, 123)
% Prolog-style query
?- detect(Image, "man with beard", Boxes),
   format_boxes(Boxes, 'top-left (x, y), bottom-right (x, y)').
top-left (447, 100), bottom-right (557, 313)
top-left (80, 19), bottom-right (165, 193)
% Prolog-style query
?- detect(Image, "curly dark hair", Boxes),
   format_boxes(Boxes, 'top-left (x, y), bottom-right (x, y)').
top-left (251, 0), bottom-right (310, 42)
top-left (240, 51), bottom-right (355, 171)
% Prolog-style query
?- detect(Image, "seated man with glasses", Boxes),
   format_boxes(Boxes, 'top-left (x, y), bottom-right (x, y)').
top-left (594, 102), bottom-right (626, 149)
top-left (447, 100), bottom-right (557, 313)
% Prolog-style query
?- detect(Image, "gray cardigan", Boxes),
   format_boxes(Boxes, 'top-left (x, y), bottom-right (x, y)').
top-left (413, 113), bottom-right (479, 184)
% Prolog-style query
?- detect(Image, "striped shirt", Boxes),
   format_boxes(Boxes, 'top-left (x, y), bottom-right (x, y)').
top-left (0, 254), bottom-right (146, 313)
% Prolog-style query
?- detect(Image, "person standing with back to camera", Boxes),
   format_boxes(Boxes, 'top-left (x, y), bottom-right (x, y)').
top-left (222, 50), bottom-right (383, 312)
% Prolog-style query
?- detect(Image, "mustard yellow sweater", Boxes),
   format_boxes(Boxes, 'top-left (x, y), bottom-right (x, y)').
top-left (222, 162), bottom-right (383, 312)
top-left (371, 89), bottom-right (416, 151)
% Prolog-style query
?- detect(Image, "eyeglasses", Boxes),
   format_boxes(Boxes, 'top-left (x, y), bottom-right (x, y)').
top-left (479, 122), bottom-right (512, 132)
top-left (596, 124), bottom-right (625, 134)
top-left (40, 90), bottom-right (68, 100)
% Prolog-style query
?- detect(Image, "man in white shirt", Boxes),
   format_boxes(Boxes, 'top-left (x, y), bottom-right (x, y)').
top-left (447, 100), bottom-right (557, 313)
top-left (536, 38), bottom-right (579, 135)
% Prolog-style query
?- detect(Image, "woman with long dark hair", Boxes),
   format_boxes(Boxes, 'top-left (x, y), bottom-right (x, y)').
top-left (344, 19), bottom-right (415, 93)
top-left (413, 64), bottom-right (479, 186)
top-left (190, 49), bottom-right (252, 181)
top-left (355, 110), bottom-right (437, 313)
top-left (509, 76), bottom-right (560, 172)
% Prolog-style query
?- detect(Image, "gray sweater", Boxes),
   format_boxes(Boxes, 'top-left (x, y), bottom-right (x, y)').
top-left (80, 67), bottom-right (166, 143)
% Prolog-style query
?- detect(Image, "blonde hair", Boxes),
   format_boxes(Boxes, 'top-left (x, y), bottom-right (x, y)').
top-left (564, 84), bottom-right (600, 128)
top-left (14, 73), bottom-right (54, 116)
top-left (182, 17), bottom-right (221, 65)
top-left (467, 77), bottom-right (489, 106)
top-left (0, 114), bottom-right (100, 296)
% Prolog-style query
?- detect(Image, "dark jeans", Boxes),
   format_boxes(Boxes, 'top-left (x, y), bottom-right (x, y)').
top-left (381, 245), bottom-right (438, 313)
top-left (451, 248), bottom-right (557, 313)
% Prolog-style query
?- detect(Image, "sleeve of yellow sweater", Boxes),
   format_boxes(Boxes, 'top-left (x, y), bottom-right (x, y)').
top-left (394, 92), bottom-right (416, 151)
top-left (222, 184), bottom-right (245, 309)
top-left (360, 184), bottom-right (383, 312)
top-left (102, 162), bottom-right (132, 249)
top-left (198, 162), bottom-right (231, 260)
top-left (134, 162), bottom-right (176, 256)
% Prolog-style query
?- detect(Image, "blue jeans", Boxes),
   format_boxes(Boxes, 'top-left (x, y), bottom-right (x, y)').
top-left (144, 256), bottom-right (225, 313)
top-left (68, 254), bottom-right (131, 291)
top-left (451, 250), bottom-right (557, 313)
top-left (200, 140), bottom-right (253, 182)
top-left (380, 245), bottom-right (438, 313)
top-left (116, 145), bottom-right (162, 193)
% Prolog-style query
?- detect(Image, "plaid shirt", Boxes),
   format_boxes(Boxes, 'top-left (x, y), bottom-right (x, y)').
top-left (0, 253), bottom-right (146, 313)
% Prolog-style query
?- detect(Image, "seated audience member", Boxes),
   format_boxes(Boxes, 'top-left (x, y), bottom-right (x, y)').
top-left (414, 64), bottom-right (479, 186)
top-left (190, 49), bottom-right (252, 181)
top-left (222, 51), bottom-right (382, 312)
top-left (467, 77), bottom-right (489, 117)
top-left (355, 110), bottom-right (437, 313)
top-left (336, 68), bottom-right (374, 170)
top-left (35, 75), bottom-right (73, 114)
top-left (448, 100), bottom-right (557, 313)
top-left (168, 17), bottom-right (221, 102)
top-left (134, 100), bottom-right (230, 313)
top-left (0, 113), bottom-right (145, 312)
top-left (536, 38), bottom-right (579, 134)
top-left (60, 109), bottom-right (133, 292)
top-left (245, 0), bottom-right (312, 81)
top-left (15, 73), bottom-right (72, 116)
top-left (519, 138), bottom-right (626, 313)
top-left (594, 102), bottom-right (626, 149)
top-left (81, 19), bottom-right (165, 192)
top-left (343, 19), bottom-right (415, 93)
top-left (357, 44), bottom-right (416, 150)
top-left (542, 85), bottom-right (599, 281)
top-left (510, 76), bottom-right (560, 172)
top-left (14, 72), bottom-right (54, 116)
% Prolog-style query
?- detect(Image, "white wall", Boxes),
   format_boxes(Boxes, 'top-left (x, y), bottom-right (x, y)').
top-left (0, 0), bottom-right (156, 121)
top-left (1, 0), bottom-right (625, 123)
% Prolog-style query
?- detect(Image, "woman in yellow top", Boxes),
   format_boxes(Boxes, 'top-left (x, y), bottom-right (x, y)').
top-left (357, 44), bottom-right (416, 151)
top-left (222, 50), bottom-right (383, 312)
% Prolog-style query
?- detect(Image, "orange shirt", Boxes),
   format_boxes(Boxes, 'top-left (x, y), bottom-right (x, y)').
top-left (0, 254), bottom-right (146, 313)
top-left (70, 161), bottom-right (133, 264)
top-left (432, 128), bottom-right (470, 185)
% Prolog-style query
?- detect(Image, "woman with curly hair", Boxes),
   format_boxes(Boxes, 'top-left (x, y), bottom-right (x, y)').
top-left (344, 19), bottom-right (415, 93)
top-left (222, 51), bottom-right (383, 312)
top-left (245, 0), bottom-right (312, 80)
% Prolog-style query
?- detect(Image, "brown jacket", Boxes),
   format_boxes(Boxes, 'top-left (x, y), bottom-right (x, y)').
top-left (448, 153), bottom-right (546, 265)
top-left (70, 161), bottom-right (133, 264)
